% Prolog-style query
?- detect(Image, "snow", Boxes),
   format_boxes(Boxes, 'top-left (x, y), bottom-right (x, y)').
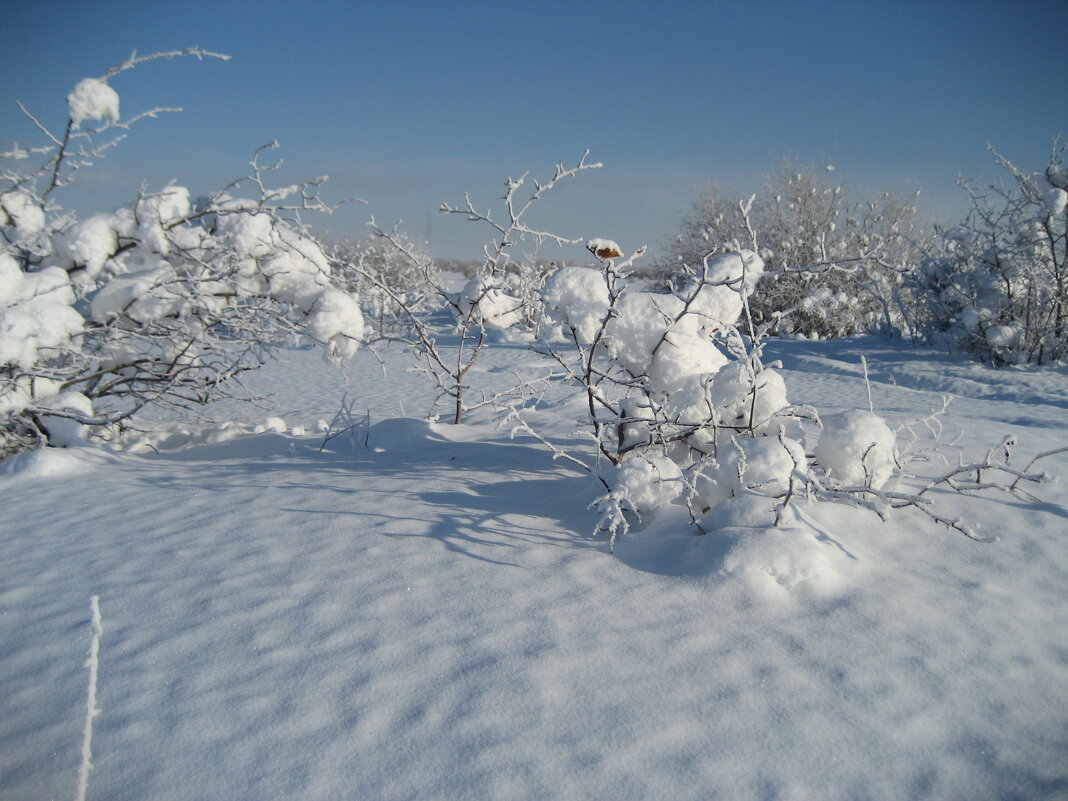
top-left (605, 291), bottom-right (690, 376)
top-left (0, 188), bottom-right (45, 240)
top-left (539, 266), bottom-right (610, 344)
top-left (458, 276), bottom-right (524, 330)
top-left (38, 391), bottom-right (94, 447)
top-left (67, 78), bottom-right (120, 128)
top-left (585, 237), bottom-right (622, 259)
top-left (215, 211), bottom-right (275, 259)
top-left (88, 260), bottom-right (181, 324)
top-left (306, 289), bottom-right (365, 363)
top-left (814, 410), bottom-right (897, 489)
top-left (694, 434), bottom-right (808, 509)
top-left (986, 323), bottom-right (1020, 349)
top-left (134, 186), bottom-right (191, 254)
top-left (709, 363), bottom-right (792, 436)
top-left (1044, 186), bottom-right (1067, 217)
top-left (0, 257), bottom-right (83, 377)
top-left (1, 336), bottom-right (1067, 800)
top-left (612, 452), bottom-right (684, 512)
top-left (56, 214), bottom-right (119, 278)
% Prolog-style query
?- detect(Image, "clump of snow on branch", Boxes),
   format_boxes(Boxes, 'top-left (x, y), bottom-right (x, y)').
top-left (0, 252), bottom-right (83, 380)
top-left (458, 276), bottom-right (524, 331)
top-left (708, 362), bottom-right (792, 437)
top-left (814, 411), bottom-right (898, 489)
top-left (693, 434), bottom-right (808, 511)
top-left (307, 289), bottom-right (365, 362)
top-left (585, 238), bottom-right (623, 260)
top-left (37, 391), bottom-right (95, 448)
top-left (0, 189), bottom-right (46, 242)
top-left (540, 266), bottom-right (611, 344)
top-left (612, 453), bottom-right (684, 513)
top-left (67, 78), bottom-right (120, 128)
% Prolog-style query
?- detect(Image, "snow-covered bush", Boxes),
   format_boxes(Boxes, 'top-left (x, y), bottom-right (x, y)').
top-left (1, 51), bottom-right (364, 457)
top-left (662, 160), bottom-right (927, 339)
top-left (538, 245), bottom-right (795, 462)
top-left (911, 140), bottom-right (1068, 364)
top-left (524, 241), bottom-right (830, 542)
top-left (509, 222), bottom-right (1055, 547)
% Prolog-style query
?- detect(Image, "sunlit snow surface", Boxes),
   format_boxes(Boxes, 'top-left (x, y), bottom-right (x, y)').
top-left (2, 337), bottom-right (1067, 800)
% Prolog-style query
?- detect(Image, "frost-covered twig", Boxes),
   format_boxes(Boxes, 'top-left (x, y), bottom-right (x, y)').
top-left (75, 596), bottom-right (103, 801)
top-left (98, 47), bottom-right (230, 80)
top-left (1009, 445), bottom-right (1068, 493)
top-left (590, 489), bottom-right (637, 551)
top-left (503, 406), bottom-right (591, 473)
top-left (318, 394), bottom-right (369, 451)
top-left (860, 355), bottom-right (874, 413)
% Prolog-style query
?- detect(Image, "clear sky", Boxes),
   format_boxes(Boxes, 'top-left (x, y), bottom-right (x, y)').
top-left (2, 0), bottom-right (1066, 261)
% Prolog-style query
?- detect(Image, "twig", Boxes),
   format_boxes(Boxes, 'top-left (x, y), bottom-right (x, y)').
top-left (75, 596), bottom-right (103, 801)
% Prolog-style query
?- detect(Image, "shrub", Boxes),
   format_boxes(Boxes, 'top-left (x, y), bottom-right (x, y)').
top-left (912, 140), bottom-right (1068, 364)
top-left (663, 159), bottom-right (927, 339)
top-left (1, 51), bottom-right (364, 457)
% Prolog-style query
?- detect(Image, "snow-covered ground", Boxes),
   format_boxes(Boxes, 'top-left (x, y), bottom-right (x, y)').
top-left (2, 336), bottom-right (1067, 801)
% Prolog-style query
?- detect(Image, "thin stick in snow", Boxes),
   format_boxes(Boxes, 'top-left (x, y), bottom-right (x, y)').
top-left (75, 596), bottom-right (103, 801)
top-left (861, 355), bottom-right (874, 413)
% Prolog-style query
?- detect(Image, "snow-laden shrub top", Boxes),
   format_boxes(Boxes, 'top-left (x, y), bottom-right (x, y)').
top-left (66, 78), bottom-right (120, 128)
top-left (0, 253), bottom-right (83, 377)
top-left (541, 250), bottom-right (765, 406)
top-left (458, 276), bottom-right (524, 330)
top-left (3, 79), bottom-right (364, 453)
top-left (693, 435), bottom-right (808, 510)
top-left (814, 410), bottom-right (897, 489)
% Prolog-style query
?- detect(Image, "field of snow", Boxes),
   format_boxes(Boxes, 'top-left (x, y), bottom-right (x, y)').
top-left (2, 336), bottom-right (1067, 800)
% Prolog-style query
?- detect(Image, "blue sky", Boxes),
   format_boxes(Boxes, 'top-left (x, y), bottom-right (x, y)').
top-left (2, 0), bottom-right (1066, 260)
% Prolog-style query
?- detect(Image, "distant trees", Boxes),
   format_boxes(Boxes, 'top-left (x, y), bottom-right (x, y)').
top-left (663, 144), bottom-right (1068, 366)
top-left (911, 140), bottom-right (1068, 364)
top-left (662, 159), bottom-right (927, 339)
top-left (328, 231), bottom-right (437, 338)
